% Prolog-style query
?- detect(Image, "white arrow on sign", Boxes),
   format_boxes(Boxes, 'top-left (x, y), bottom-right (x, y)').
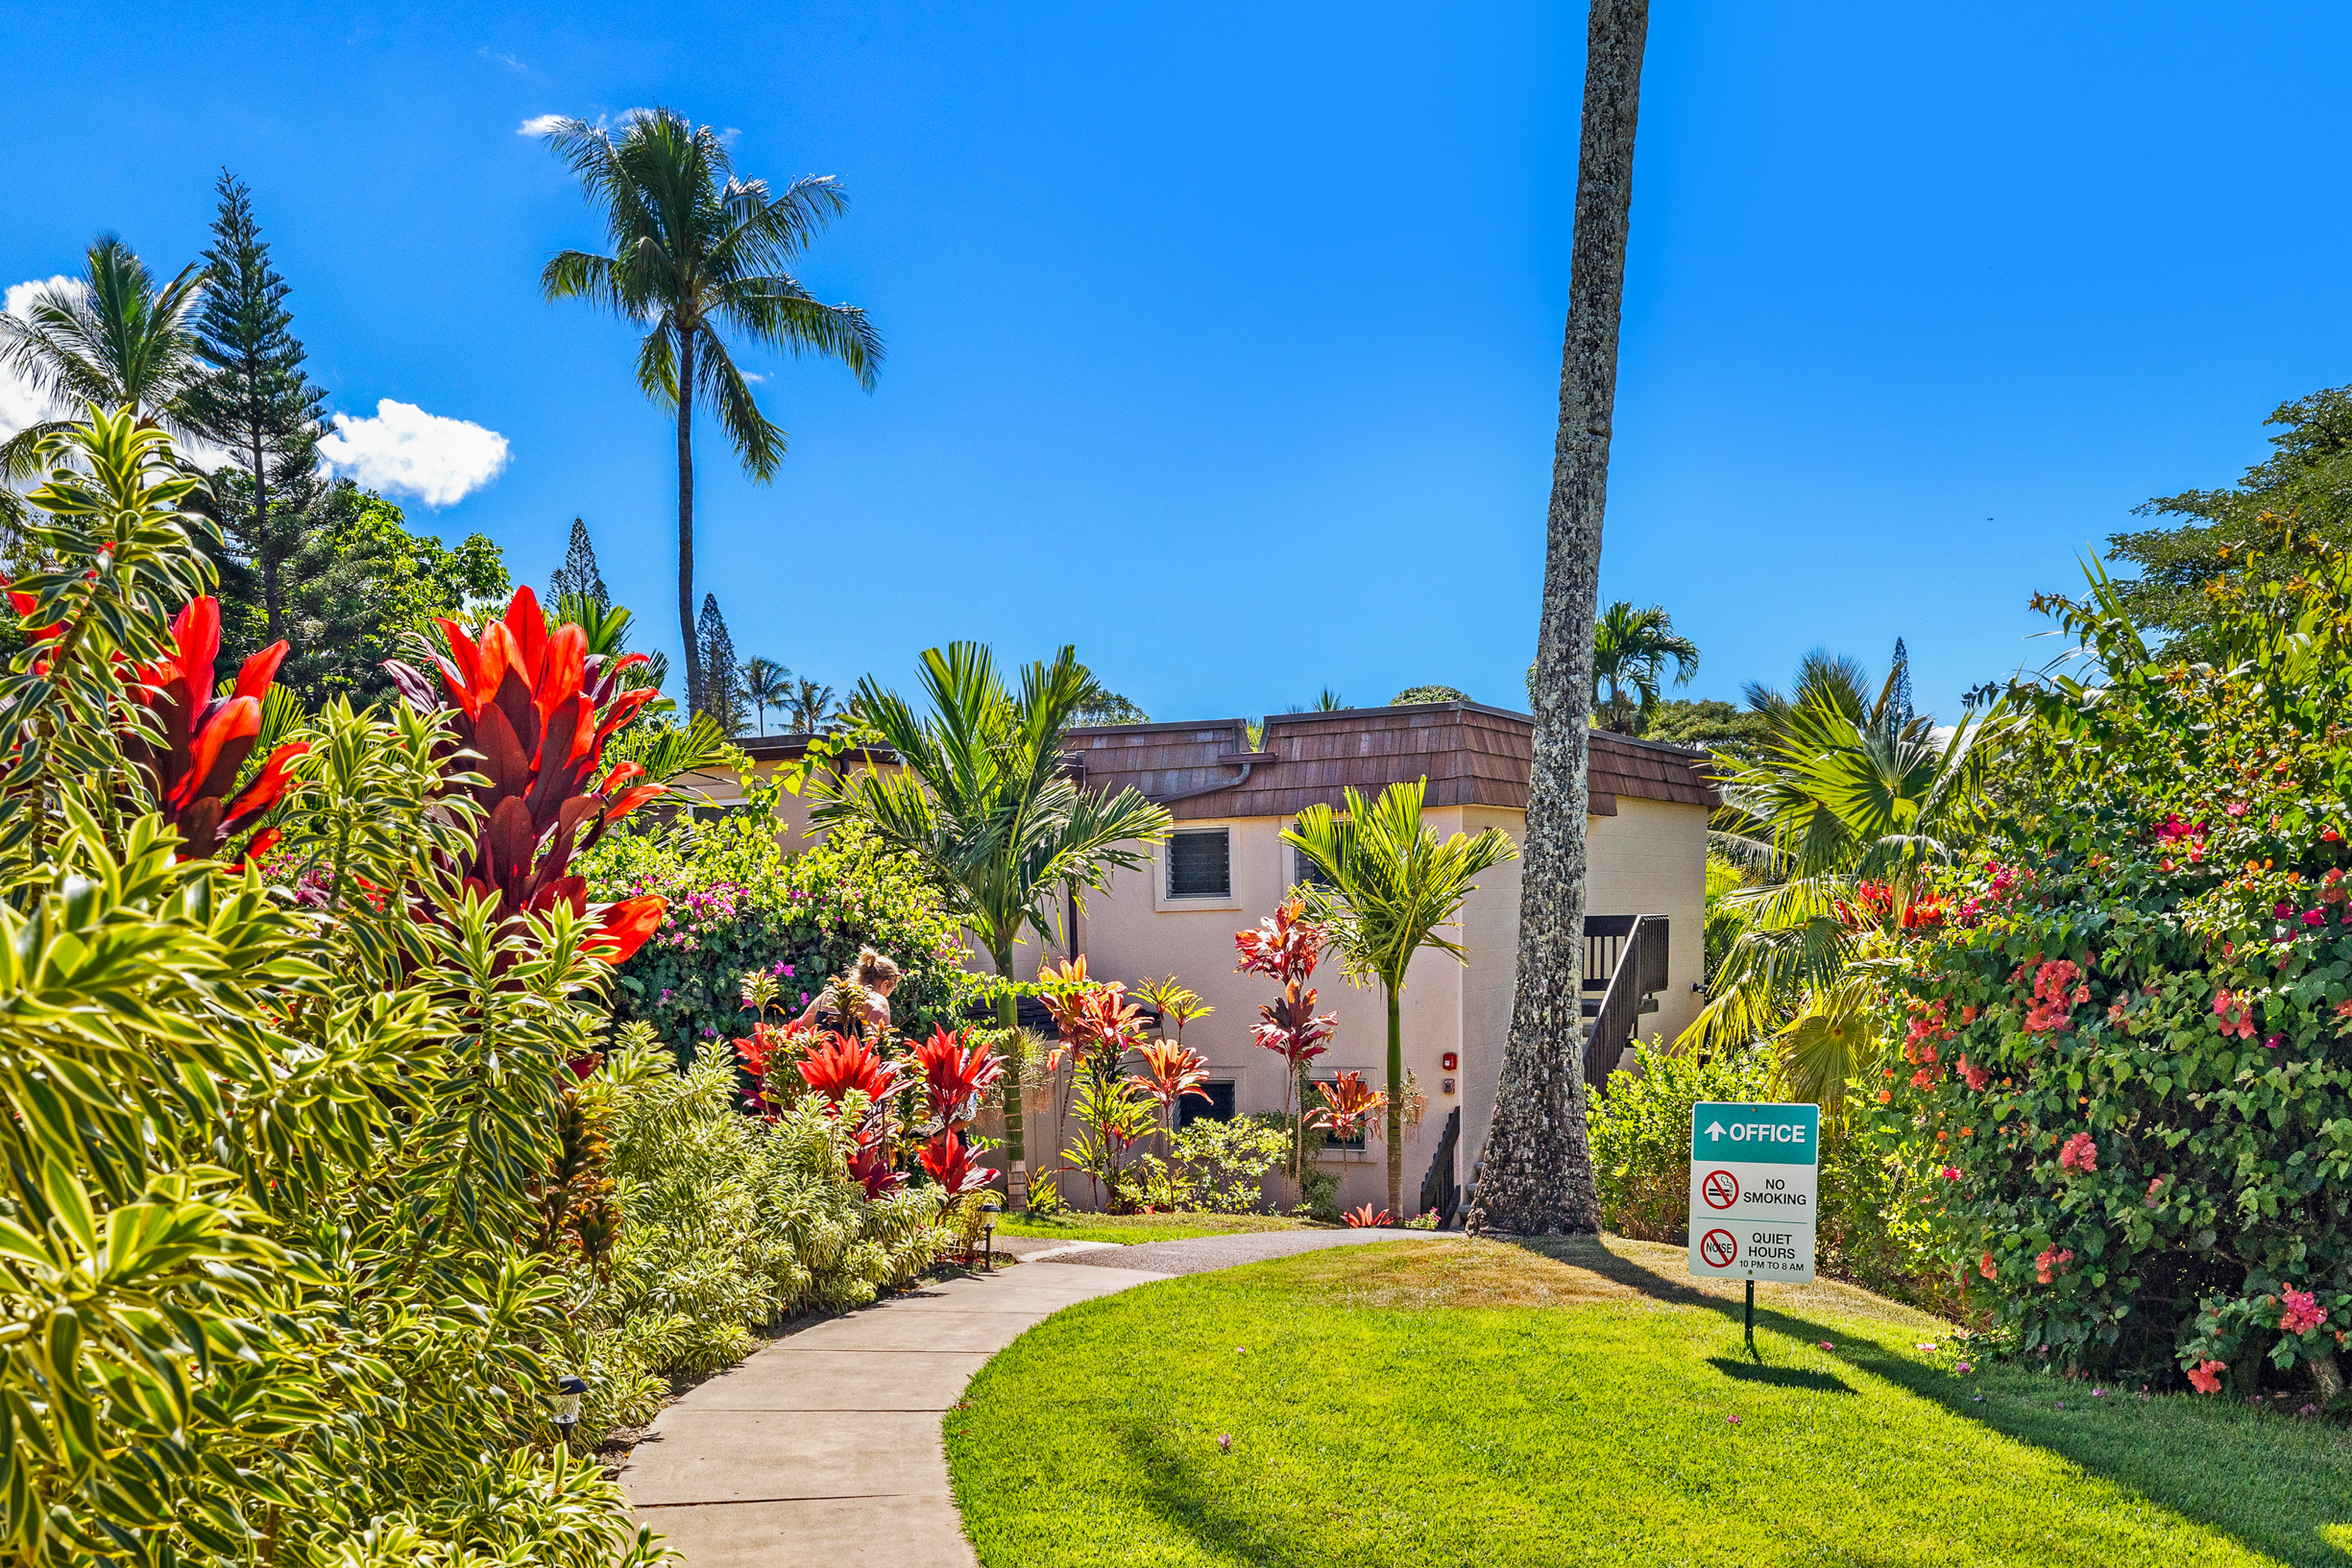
top-left (1705, 1121), bottom-right (1726, 1141)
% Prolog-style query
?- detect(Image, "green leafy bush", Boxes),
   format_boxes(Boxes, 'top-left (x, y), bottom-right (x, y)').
top-left (1886, 532), bottom-right (2352, 1392)
top-left (556, 1032), bottom-right (943, 1445)
top-left (1587, 1036), bottom-right (1781, 1241)
top-left (581, 777), bottom-right (986, 1057)
top-left (0, 413), bottom-right (667, 1564)
top-left (1172, 1117), bottom-right (1290, 1212)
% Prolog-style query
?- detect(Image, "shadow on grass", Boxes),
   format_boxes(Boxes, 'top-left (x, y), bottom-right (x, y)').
top-left (1705, 1357), bottom-right (1854, 1393)
top-left (1517, 1238), bottom-right (2352, 1568)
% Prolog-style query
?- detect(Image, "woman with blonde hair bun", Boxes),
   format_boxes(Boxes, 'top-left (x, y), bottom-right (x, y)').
top-left (793, 947), bottom-right (902, 1038)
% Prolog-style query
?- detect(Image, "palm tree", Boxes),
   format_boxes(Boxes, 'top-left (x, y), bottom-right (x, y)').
top-left (1686, 661), bottom-right (2014, 1109)
top-left (0, 236), bottom-right (208, 491)
top-left (1475, 0), bottom-right (1648, 1238)
top-left (812, 643), bottom-right (1171, 1200)
top-left (738, 656), bottom-right (791, 735)
top-left (1592, 600), bottom-right (1698, 733)
top-left (785, 678), bottom-right (838, 734)
top-left (1289, 779), bottom-right (1516, 1218)
top-left (538, 109), bottom-right (882, 718)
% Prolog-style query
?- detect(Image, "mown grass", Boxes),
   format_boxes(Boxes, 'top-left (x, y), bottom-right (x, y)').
top-left (946, 1236), bottom-right (2352, 1567)
top-left (994, 1211), bottom-right (1311, 1246)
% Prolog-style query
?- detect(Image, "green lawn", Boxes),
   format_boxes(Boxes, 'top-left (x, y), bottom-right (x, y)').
top-left (946, 1236), bottom-right (2352, 1567)
top-left (993, 1211), bottom-right (1313, 1246)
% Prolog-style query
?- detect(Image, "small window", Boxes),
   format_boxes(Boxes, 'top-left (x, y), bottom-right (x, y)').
top-left (1176, 1080), bottom-right (1236, 1127)
top-left (1310, 1076), bottom-right (1370, 1150)
top-left (1292, 844), bottom-right (1336, 890)
top-left (1167, 829), bottom-right (1231, 899)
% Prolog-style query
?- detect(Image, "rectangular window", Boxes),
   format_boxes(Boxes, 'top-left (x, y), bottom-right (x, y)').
top-left (1167, 829), bottom-right (1231, 899)
top-left (1310, 1077), bottom-right (1370, 1150)
top-left (1176, 1080), bottom-right (1236, 1128)
top-left (1292, 844), bottom-right (1335, 890)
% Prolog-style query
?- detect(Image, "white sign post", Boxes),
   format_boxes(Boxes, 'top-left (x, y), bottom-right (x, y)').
top-left (1687, 1100), bottom-right (1820, 1359)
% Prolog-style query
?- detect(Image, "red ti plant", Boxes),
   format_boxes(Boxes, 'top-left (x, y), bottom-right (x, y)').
top-left (912, 1025), bottom-right (1006, 1128)
top-left (117, 595), bottom-right (306, 860)
top-left (911, 1025), bottom-right (1006, 1209)
top-left (383, 586), bottom-right (665, 953)
top-left (847, 1113), bottom-right (906, 1199)
top-left (1128, 1038), bottom-right (1212, 1157)
top-left (797, 1032), bottom-right (904, 1109)
top-left (1310, 1070), bottom-right (1386, 1144)
top-left (1036, 956), bottom-right (1151, 1207)
top-left (918, 1128), bottom-right (997, 1204)
top-left (1343, 1203), bottom-right (1394, 1229)
top-left (1236, 898), bottom-right (1337, 1201)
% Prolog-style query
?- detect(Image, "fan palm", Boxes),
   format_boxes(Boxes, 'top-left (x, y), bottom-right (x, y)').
top-left (1288, 779), bottom-right (1516, 1217)
top-left (1685, 663), bottom-right (2015, 1110)
top-left (538, 109), bottom-right (882, 718)
top-left (812, 643), bottom-right (1171, 1196)
top-left (1, 237), bottom-right (208, 505)
top-left (738, 656), bottom-right (791, 735)
top-left (1592, 600), bottom-right (1699, 734)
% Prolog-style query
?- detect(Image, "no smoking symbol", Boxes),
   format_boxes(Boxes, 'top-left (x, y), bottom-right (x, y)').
top-left (1701, 1169), bottom-right (1739, 1210)
top-left (1700, 1229), bottom-right (1739, 1268)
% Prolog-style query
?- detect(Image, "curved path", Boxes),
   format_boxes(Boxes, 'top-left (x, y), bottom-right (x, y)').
top-left (618, 1230), bottom-right (1434, 1566)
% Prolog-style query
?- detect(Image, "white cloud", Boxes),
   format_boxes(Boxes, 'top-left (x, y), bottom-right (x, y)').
top-left (518, 112), bottom-right (568, 136)
top-left (0, 276), bottom-right (86, 443)
top-left (479, 46), bottom-right (524, 70)
top-left (317, 399), bottom-right (509, 507)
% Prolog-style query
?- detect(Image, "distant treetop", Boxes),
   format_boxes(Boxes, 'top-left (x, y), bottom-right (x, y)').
top-left (1391, 685), bottom-right (1470, 706)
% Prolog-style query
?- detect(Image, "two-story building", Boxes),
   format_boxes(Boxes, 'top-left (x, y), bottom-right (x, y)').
top-left (681, 699), bottom-right (1715, 1218)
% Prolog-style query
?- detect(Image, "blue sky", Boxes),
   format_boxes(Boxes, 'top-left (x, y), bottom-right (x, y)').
top-left (8, 3), bottom-right (2352, 724)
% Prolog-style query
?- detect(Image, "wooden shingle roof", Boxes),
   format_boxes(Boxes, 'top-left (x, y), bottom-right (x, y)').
top-left (1066, 702), bottom-right (1716, 821)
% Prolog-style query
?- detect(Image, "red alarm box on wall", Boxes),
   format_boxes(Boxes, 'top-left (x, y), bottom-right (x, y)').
top-left (1441, 1052), bottom-right (1458, 1071)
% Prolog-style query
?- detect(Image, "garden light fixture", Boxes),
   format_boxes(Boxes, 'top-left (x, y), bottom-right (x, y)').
top-left (553, 1374), bottom-right (588, 1448)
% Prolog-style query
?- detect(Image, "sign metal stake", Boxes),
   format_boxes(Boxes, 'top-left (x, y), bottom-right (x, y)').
top-left (1745, 1280), bottom-right (1758, 1363)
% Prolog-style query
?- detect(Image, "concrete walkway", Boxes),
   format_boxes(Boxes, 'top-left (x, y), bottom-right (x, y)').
top-left (618, 1261), bottom-right (1166, 1567)
top-left (621, 1230), bottom-right (1443, 1565)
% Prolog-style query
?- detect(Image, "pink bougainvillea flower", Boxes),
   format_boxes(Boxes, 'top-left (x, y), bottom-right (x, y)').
top-left (2187, 1360), bottom-right (2226, 1394)
top-left (1956, 1361), bottom-right (1974, 1373)
top-left (1958, 1056), bottom-right (1992, 1092)
top-left (2226, 801), bottom-right (2249, 817)
top-left (1819, 1340), bottom-right (1834, 1350)
top-left (1941, 1166), bottom-right (1961, 1181)
top-left (2275, 901), bottom-right (2296, 919)
top-left (2034, 1246), bottom-right (2074, 1284)
top-left (2280, 1288), bottom-right (2327, 1338)
top-left (2058, 1132), bottom-right (2098, 1172)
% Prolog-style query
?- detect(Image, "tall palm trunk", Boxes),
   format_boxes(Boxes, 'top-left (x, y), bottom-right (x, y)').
top-left (1473, 0), bottom-right (1648, 1236)
top-left (1384, 985), bottom-right (1403, 1217)
top-left (676, 326), bottom-right (703, 714)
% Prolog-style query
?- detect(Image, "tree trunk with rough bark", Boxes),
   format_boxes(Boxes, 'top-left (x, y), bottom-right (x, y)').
top-left (676, 326), bottom-right (703, 716)
top-left (1471, 0), bottom-right (1648, 1238)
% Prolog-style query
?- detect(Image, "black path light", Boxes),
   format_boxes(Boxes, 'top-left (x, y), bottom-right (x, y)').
top-left (553, 1374), bottom-right (589, 1451)
top-left (981, 1194), bottom-right (1002, 1271)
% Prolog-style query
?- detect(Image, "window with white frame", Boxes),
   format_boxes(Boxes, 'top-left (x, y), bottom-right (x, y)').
top-left (1292, 843), bottom-right (1336, 890)
top-left (1166, 829), bottom-right (1231, 900)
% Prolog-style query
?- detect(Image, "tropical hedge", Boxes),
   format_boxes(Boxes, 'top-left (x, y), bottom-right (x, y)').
top-left (1885, 527), bottom-right (2352, 1397)
top-left (581, 772), bottom-right (987, 1059)
top-left (0, 409), bottom-right (977, 1566)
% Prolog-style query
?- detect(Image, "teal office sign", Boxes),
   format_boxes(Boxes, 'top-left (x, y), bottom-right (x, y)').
top-left (1686, 1101), bottom-right (1819, 1284)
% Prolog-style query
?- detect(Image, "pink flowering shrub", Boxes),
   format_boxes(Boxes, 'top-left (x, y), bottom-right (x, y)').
top-left (1880, 533), bottom-right (2352, 1394)
top-left (581, 775), bottom-right (984, 1057)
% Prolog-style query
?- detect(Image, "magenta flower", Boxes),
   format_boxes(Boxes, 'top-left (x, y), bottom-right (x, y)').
top-left (2266, 1033), bottom-right (2286, 1050)
top-left (2276, 902), bottom-right (2296, 919)
top-left (2281, 1287), bottom-right (2327, 1337)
